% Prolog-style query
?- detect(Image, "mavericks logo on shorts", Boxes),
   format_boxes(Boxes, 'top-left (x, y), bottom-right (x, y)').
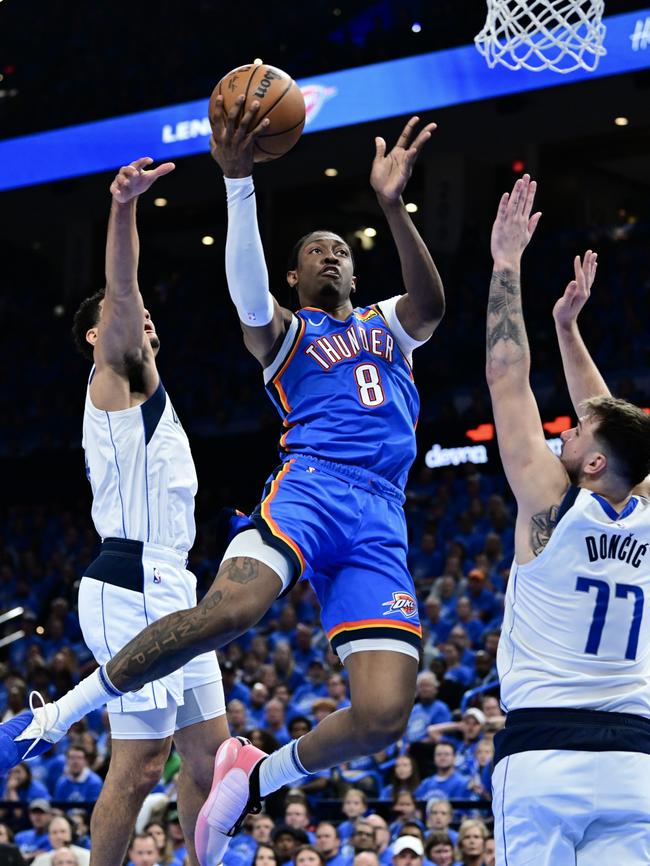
top-left (382, 591), bottom-right (417, 618)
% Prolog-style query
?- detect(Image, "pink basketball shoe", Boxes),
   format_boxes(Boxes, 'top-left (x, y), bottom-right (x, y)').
top-left (195, 736), bottom-right (266, 866)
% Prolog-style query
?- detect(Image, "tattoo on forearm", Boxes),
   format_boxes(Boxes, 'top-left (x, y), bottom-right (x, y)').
top-left (486, 269), bottom-right (528, 365)
top-left (530, 504), bottom-right (560, 555)
top-left (106, 589), bottom-right (225, 691)
top-left (105, 555), bottom-right (270, 692)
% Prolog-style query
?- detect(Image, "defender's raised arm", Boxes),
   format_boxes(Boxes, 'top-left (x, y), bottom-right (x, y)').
top-left (486, 175), bottom-right (567, 562)
top-left (90, 157), bottom-right (174, 409)
top-left (553, 250), bottom-right (610, 411)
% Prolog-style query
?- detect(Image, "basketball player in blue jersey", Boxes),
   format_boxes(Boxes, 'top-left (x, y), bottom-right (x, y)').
top-left (0, 102), bottom-right (444, 866)
top-left (486, 175), bottom-right (650, 865)
top-left (15, 159), bottom-right (229, 866)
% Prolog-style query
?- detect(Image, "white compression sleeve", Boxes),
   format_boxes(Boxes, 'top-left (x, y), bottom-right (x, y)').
top-left (224, 175), bottom-right (274, 327)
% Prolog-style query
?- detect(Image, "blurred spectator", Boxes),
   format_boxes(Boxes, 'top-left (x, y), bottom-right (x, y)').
top-left (289, 661), bottom-right (329, 718)
top-left (484, 837), bottom-right (496, 866)
top-left (424, 799), bottom-right (458, 845)
top-left (128, 833), bottom-right (160, 866)
top-left (454, 819), bottom-right (489, 866)
top-left (248, 683), bottom-right (271, 728)
top-left (388, 791), bottom-right (423, 839)
top-left (284, 802), bottom-right (314, 842)
top-left (380, 755), bottom-right (420, 800)
top-left (336, 789), bottom-right (368, 843)
top-left (253, 844), bottom-right (278, 866)
top-left (271, 825), bottom-right (310, 865)
top-left (143, 822), bottom-right (175, 866)
top-left (294, 845), bottom-right (326, 866)
top-left (263, 699), bottom-right (290, 746)
top-left (326, 674), bottom-right (350, 710)
top-left (353, 853), bottom-right (380, 866)
top-left (414, 743), bottom-right (470, 801)
top-left (164, 812), bottom-right (186, 865)
top-left (314, 823), bottom-right (345, 866)
top-left (31, 816), bottom-right (89, 866)
top-left (288, 717), bottom-right (312, 740)
top-left (390, 836), bottom-right (423, 866)
top-left (51, 851), bottom-right (78, 866)
top-left (14, 799), bottom-right (52, 862)
top-left (404, 673), bottom-right (451, 744)
top-left (227, 700), bottom-right (250, 737)
top-left (345, 819), bottom-right (378, 859)
top-left (423, 832), bottom-right (455, 866)
top-left (221, 660), bottom-right (251, 705)
top-left (363, 814), bottom-right (392, 866)
top-left (53, 746), bottom-right (102, 803)
top-left (3, 765), bottom-right (50, 804)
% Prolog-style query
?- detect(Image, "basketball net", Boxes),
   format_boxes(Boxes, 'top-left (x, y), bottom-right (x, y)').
top-left (475, 0), bottom-right (607, 73)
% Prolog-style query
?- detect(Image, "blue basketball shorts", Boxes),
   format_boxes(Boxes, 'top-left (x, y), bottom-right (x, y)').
top-left (245, 454), bottom-right (422, 660)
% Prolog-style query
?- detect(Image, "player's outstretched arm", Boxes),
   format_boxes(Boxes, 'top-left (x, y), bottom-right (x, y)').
top-left (211, 94), bottom-right (292, 367)
top-left (370, 117), bottom-right (444, 342)
top-left (553, 250), bottom-right (611, 412)
top-left (92, 158), bottom-right (174, 407)
top-left (486, 176), bottom-right (567, 557)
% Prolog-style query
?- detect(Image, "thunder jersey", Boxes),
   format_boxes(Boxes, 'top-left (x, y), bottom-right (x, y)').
top-left (263, 301), bottom-right (420, 490)
top-left (499, 486), bottom-right (650, 717)
top-left (83, 372), bottom-right (197, 554)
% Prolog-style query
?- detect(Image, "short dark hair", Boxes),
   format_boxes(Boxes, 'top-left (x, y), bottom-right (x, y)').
top-left (71, 289), bottom-right (105, 360)
top-left (424, 833), bottom-right (454, 856)
top-left (287, 231), bottom-right (354, 271)
top-left (582, 395), bottom-right (650, 486)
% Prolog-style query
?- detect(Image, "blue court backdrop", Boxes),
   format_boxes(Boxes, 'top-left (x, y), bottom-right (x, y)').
top-left (1, 7), bottom-right (649, 191)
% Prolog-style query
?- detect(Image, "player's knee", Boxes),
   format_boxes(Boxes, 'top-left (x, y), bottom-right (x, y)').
top-left (135, 753), bottom-right (168, 791)
top-left (354, 699), bottom-right (410, 751)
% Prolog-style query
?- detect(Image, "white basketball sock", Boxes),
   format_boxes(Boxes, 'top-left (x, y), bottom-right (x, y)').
top-left (259, 737), bottom-right (309, 796)
top-left (50, 666), bottom-right (123, 734)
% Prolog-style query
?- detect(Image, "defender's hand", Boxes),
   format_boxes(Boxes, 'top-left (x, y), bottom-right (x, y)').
top-left (110, 157), bottom-right (175, 204)
top-left (370, 116), bottom-right (437, 207)
top-left (553, 250), bottom-right (598, 331)
top-left (490, 174), bottom-right (542, 270)
top-left (210, 93), bottom-right (270, 178)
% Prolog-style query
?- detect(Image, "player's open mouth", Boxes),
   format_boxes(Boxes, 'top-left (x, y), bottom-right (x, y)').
top-left (320, 268), bottom-right (340, 278)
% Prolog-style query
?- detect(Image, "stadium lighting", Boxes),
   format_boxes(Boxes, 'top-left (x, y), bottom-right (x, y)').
top-left (324, 167), bottom-right (338, 177)
top-left (202, 235), bottom-right (215, 246)
top-left (363, 227), bottom-right (377, 238)
top-left (405, 202), bottom-right (418, 213)
top-left (411, 22), bottom-right (422, 33)
top-left (614, 116), bottom-right (629, 126)
top-left (154, 197), bottom-right (168, 207)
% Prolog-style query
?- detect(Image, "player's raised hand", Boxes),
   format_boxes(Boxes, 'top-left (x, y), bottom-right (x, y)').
top-left (490, 174), bottom-right (542, 270)
top-left (553, 250), bottom-right (598, 331)
top-left (210, 93), bottom-right (270, 178)
top-left (370, 116), bottom-right (437, 207)
top-left (110, 158), bottom-right (175, 204)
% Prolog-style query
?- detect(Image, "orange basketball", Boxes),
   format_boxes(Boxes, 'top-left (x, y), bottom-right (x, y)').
top-left (210, 62), bottom-right (305, 162)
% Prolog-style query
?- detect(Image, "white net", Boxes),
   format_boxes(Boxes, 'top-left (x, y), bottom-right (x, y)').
top-left (475, 0), bottom-right (607, 74)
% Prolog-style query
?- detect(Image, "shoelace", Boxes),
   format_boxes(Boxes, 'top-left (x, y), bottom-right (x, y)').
top-left (21, 691), bottom-right (47, 760)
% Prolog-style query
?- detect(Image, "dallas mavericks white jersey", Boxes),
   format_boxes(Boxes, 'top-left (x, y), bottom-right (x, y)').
top-left (499, 487), bottom-right (650, 717)
top-left (82, 374), bottom-right (197, 553)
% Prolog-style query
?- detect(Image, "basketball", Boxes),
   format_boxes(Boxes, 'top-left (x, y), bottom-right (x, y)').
top-left (209, 62), bottom-right (306, 162)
